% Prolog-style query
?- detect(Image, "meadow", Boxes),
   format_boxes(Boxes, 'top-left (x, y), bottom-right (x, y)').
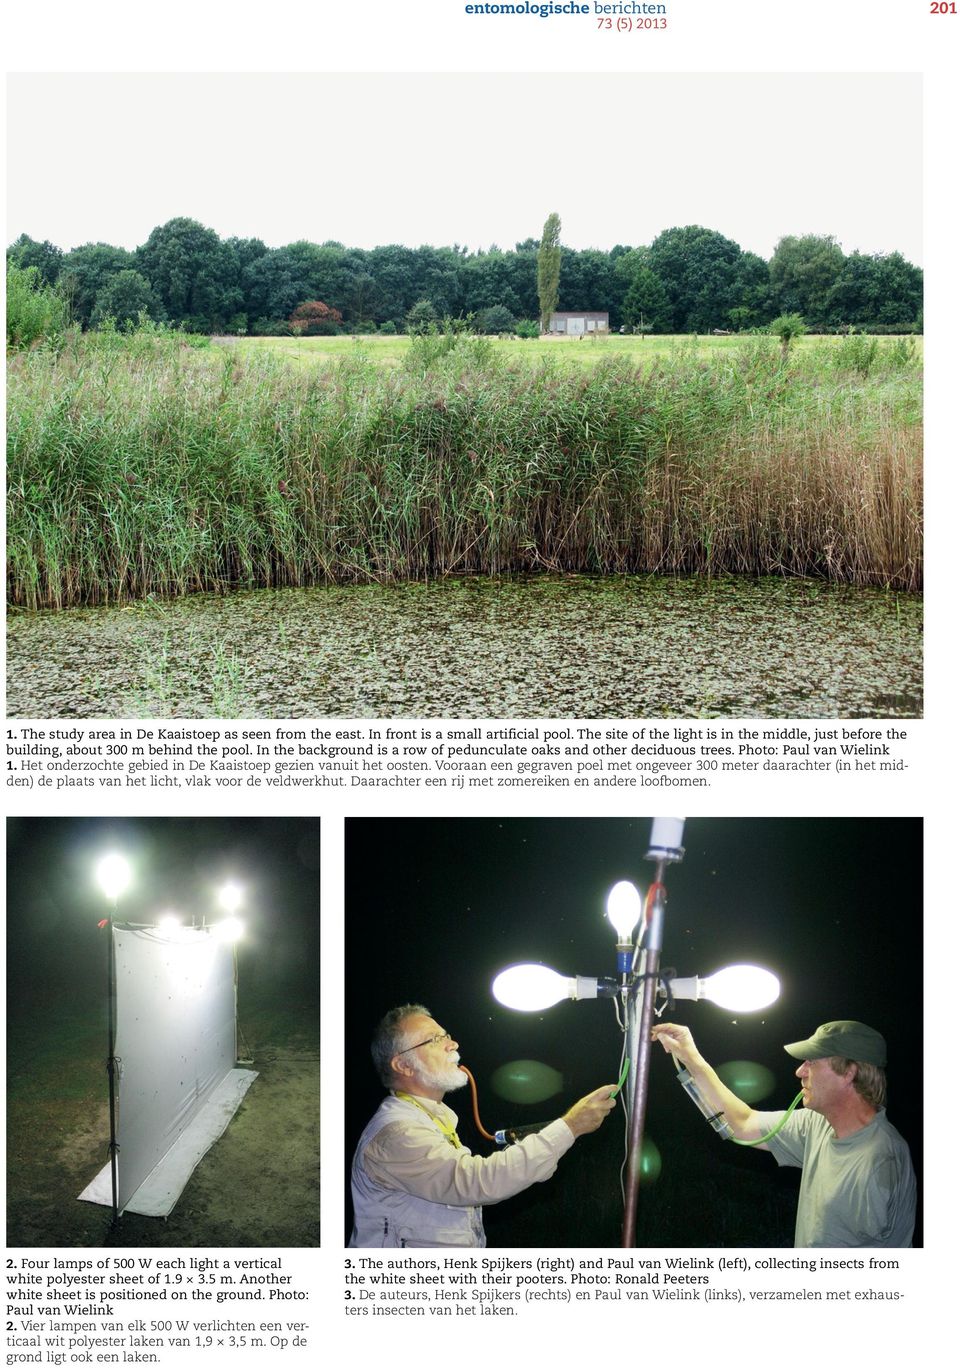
top-left (7, 329), bottom-right (922, 611)
top-left (229, 330), bottom-right (782, 367)
top-left (228, 328), bottom-right (923, 370)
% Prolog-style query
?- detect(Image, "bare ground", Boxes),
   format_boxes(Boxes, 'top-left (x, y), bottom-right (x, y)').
top-left (7, 1003), bottom-right (319, 1249)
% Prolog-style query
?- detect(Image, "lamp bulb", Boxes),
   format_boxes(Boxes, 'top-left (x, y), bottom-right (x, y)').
top-left (606, 880), bottom-right (643, 942)
top-left (701, 964), bottom-right (780, 1012)
top-left (95, 853), bottom-right (132, 903)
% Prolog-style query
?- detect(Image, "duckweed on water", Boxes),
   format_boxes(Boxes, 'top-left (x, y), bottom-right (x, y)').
top-left (5, 575), bottom-right (922, 719)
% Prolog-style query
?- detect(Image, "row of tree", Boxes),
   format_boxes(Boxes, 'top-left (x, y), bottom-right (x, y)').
top-left (7, 218), bottom-right (923, 336)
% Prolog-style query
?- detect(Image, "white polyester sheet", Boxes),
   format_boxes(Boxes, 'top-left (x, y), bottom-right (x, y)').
top-left (78, 1067), bottom-right (257, 1216)
top-left (80, 925), bottom-right (249, 1215)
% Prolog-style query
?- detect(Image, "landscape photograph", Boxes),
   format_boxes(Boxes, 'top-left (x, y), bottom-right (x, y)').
top-left (6, 73), bottom-right (922, 719)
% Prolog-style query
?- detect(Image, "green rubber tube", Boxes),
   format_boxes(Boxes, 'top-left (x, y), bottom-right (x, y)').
top-left (731, 1091), bottom-right (805, 1145)
top-left (610, 1057), bottom-right (631, 1097)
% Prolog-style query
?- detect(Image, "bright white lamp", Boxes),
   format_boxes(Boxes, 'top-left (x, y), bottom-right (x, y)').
top-left (492, 964), bottom-right (599, 1011)
top-left (96, 854), bottom-right (132, 904)
top-left (217, 881), bottom-right (244, 913)
top-left (670, 964), bottom-right (780, 1012)
top-left (606, 881), bottom-right (643, 943)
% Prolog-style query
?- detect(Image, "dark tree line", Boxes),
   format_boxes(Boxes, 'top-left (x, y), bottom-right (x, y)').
top-left (7, 219), bottom-right (923, 335)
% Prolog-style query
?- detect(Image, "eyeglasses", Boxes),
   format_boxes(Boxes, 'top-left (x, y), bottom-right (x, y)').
top-left (395, 1031), bottom-right (453, 1056)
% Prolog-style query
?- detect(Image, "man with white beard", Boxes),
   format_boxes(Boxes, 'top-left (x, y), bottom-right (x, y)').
top-left (349, 1003), bottom-right (616, 1247)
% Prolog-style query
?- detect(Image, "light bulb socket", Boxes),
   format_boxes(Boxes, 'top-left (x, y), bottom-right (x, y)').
top-left (645, 817), bottom-right (686, 864)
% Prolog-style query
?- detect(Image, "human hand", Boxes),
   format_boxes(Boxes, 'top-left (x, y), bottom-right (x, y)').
top-left (650, 1022), bottom-right (702, 1067)
top-left (562, 1085), bottom-right (618, 1138)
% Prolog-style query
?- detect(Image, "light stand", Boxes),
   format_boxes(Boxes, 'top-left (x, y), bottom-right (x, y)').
top-left (105, 911), bottom-right (119, 1226)
top-left (490, 817), bottom-right (780, 1248)
top-left (217, 883), bottom-right (244, 1066)
top-left (621, 862), bottom-right (668, 1248)
top-left (95, 853), bottom-right (131, 1228)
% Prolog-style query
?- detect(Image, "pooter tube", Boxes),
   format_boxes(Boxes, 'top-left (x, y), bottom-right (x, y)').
top-left (458, 1066), bottom-right (550, 1144)
top-left (461, 1060), bottom-right (630, 1147)
top-left (674, 1064), bottom-right (734, 1139)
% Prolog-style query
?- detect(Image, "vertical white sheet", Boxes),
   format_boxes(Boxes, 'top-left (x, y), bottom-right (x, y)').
top-left (113, 926), bottom-right (236, 1212)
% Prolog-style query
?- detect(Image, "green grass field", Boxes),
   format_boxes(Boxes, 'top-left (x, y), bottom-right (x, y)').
top-left (226, 330), bottom-right (923, 371)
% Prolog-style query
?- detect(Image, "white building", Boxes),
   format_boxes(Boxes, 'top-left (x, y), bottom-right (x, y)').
top-left (546, 311), bottom-right (610, 335)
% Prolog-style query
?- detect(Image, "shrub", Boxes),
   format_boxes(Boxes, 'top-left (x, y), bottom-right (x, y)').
top-left (251, 318), bottom-right (293, 336)
top-left (91, 270), bottom-right (163, 330)
top-left (289, 300), bottom-right (343, 336)
top-left (833, 331), bottom-right (879, 377)
top-left (768, 312), bottom-right (807, 362)
top-left (477, 305), bottom-right (516, 335)
top-left (6, 263), bottom-right (71, 349)
top-left (405, 299), bottom-right (439, 335)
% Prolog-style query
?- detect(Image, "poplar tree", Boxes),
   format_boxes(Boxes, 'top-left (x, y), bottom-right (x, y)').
top-left (537, 212), bottom-right (562, 332)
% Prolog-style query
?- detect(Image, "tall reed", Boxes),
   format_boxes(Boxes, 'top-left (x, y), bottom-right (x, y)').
top-left (6, 333), bottom-right (922, 609)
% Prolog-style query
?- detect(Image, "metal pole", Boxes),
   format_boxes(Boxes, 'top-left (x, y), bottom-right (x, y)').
top-left (233, 942), bottom-right (239, 1065)
top-left (106, 915), bottom-right (119, 1225)
top-left (621, 861), bottom-right (666, 1248)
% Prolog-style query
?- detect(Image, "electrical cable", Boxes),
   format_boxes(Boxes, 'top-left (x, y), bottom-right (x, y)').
top-left (617, 1006), bottom-right (633, 1206)
top-left (654, 968), bottom-right (675, 1018)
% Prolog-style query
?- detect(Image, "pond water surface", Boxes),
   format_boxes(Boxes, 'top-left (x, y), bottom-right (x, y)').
top-left (6, 575), bottom-right (922, 719)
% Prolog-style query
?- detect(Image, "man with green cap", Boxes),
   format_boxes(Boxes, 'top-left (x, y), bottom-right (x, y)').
top-left (651, 1019), bottom-right (916, 1247)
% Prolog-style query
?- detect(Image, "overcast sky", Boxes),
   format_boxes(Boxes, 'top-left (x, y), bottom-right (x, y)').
top-left (7, 72), bottom-right (922, 263)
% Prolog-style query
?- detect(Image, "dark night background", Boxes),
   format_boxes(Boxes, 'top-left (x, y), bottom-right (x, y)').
top-left (6, 816), bottom-right (320, 1246)
top-left (345, 817), bottom-right (922, 1249)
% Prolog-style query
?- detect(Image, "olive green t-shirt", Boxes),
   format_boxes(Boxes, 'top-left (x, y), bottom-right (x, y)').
top-left (755, 1107), bottom-right (916, 1247)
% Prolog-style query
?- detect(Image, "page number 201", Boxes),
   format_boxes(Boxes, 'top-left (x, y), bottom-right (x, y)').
top-left (930, 1), bottom-right (956, 11)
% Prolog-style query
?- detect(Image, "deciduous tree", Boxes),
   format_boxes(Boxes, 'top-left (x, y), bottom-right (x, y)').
top-left (6, 234), bottom-right (63, 286)
top-left (648, 225), bottom-right (743, 332)
top-left (769, 235), bottom-right (845, 330)
top-left (91, 270), bottom-right (163, 329)
top-left (58, 242), bottom-right (136, 327)
top-left (622, 267), bottom-right (671, 333)
top-left (537, 212), bottom-right (562, 331)
top-left (289, 299), bottom-right (343, 335)
top-left (136, 217), bottom-right (237, 331)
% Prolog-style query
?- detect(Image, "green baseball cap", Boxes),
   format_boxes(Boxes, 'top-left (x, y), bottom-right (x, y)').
top-left (784, 1020), bottom-right (887, 1068)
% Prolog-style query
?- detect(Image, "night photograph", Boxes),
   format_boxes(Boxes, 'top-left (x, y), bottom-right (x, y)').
top-left (345, 817), bottom-right (921, 1249)
top-left (6, 816), bottom-right (320, 1248)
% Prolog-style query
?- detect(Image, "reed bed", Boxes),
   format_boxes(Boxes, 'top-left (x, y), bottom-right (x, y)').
top-left (6, 333), bottom-right (923, 609)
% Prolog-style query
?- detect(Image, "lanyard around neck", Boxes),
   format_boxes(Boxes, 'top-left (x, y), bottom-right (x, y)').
top-left (394, 1091), bottom-right (462, 1148)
